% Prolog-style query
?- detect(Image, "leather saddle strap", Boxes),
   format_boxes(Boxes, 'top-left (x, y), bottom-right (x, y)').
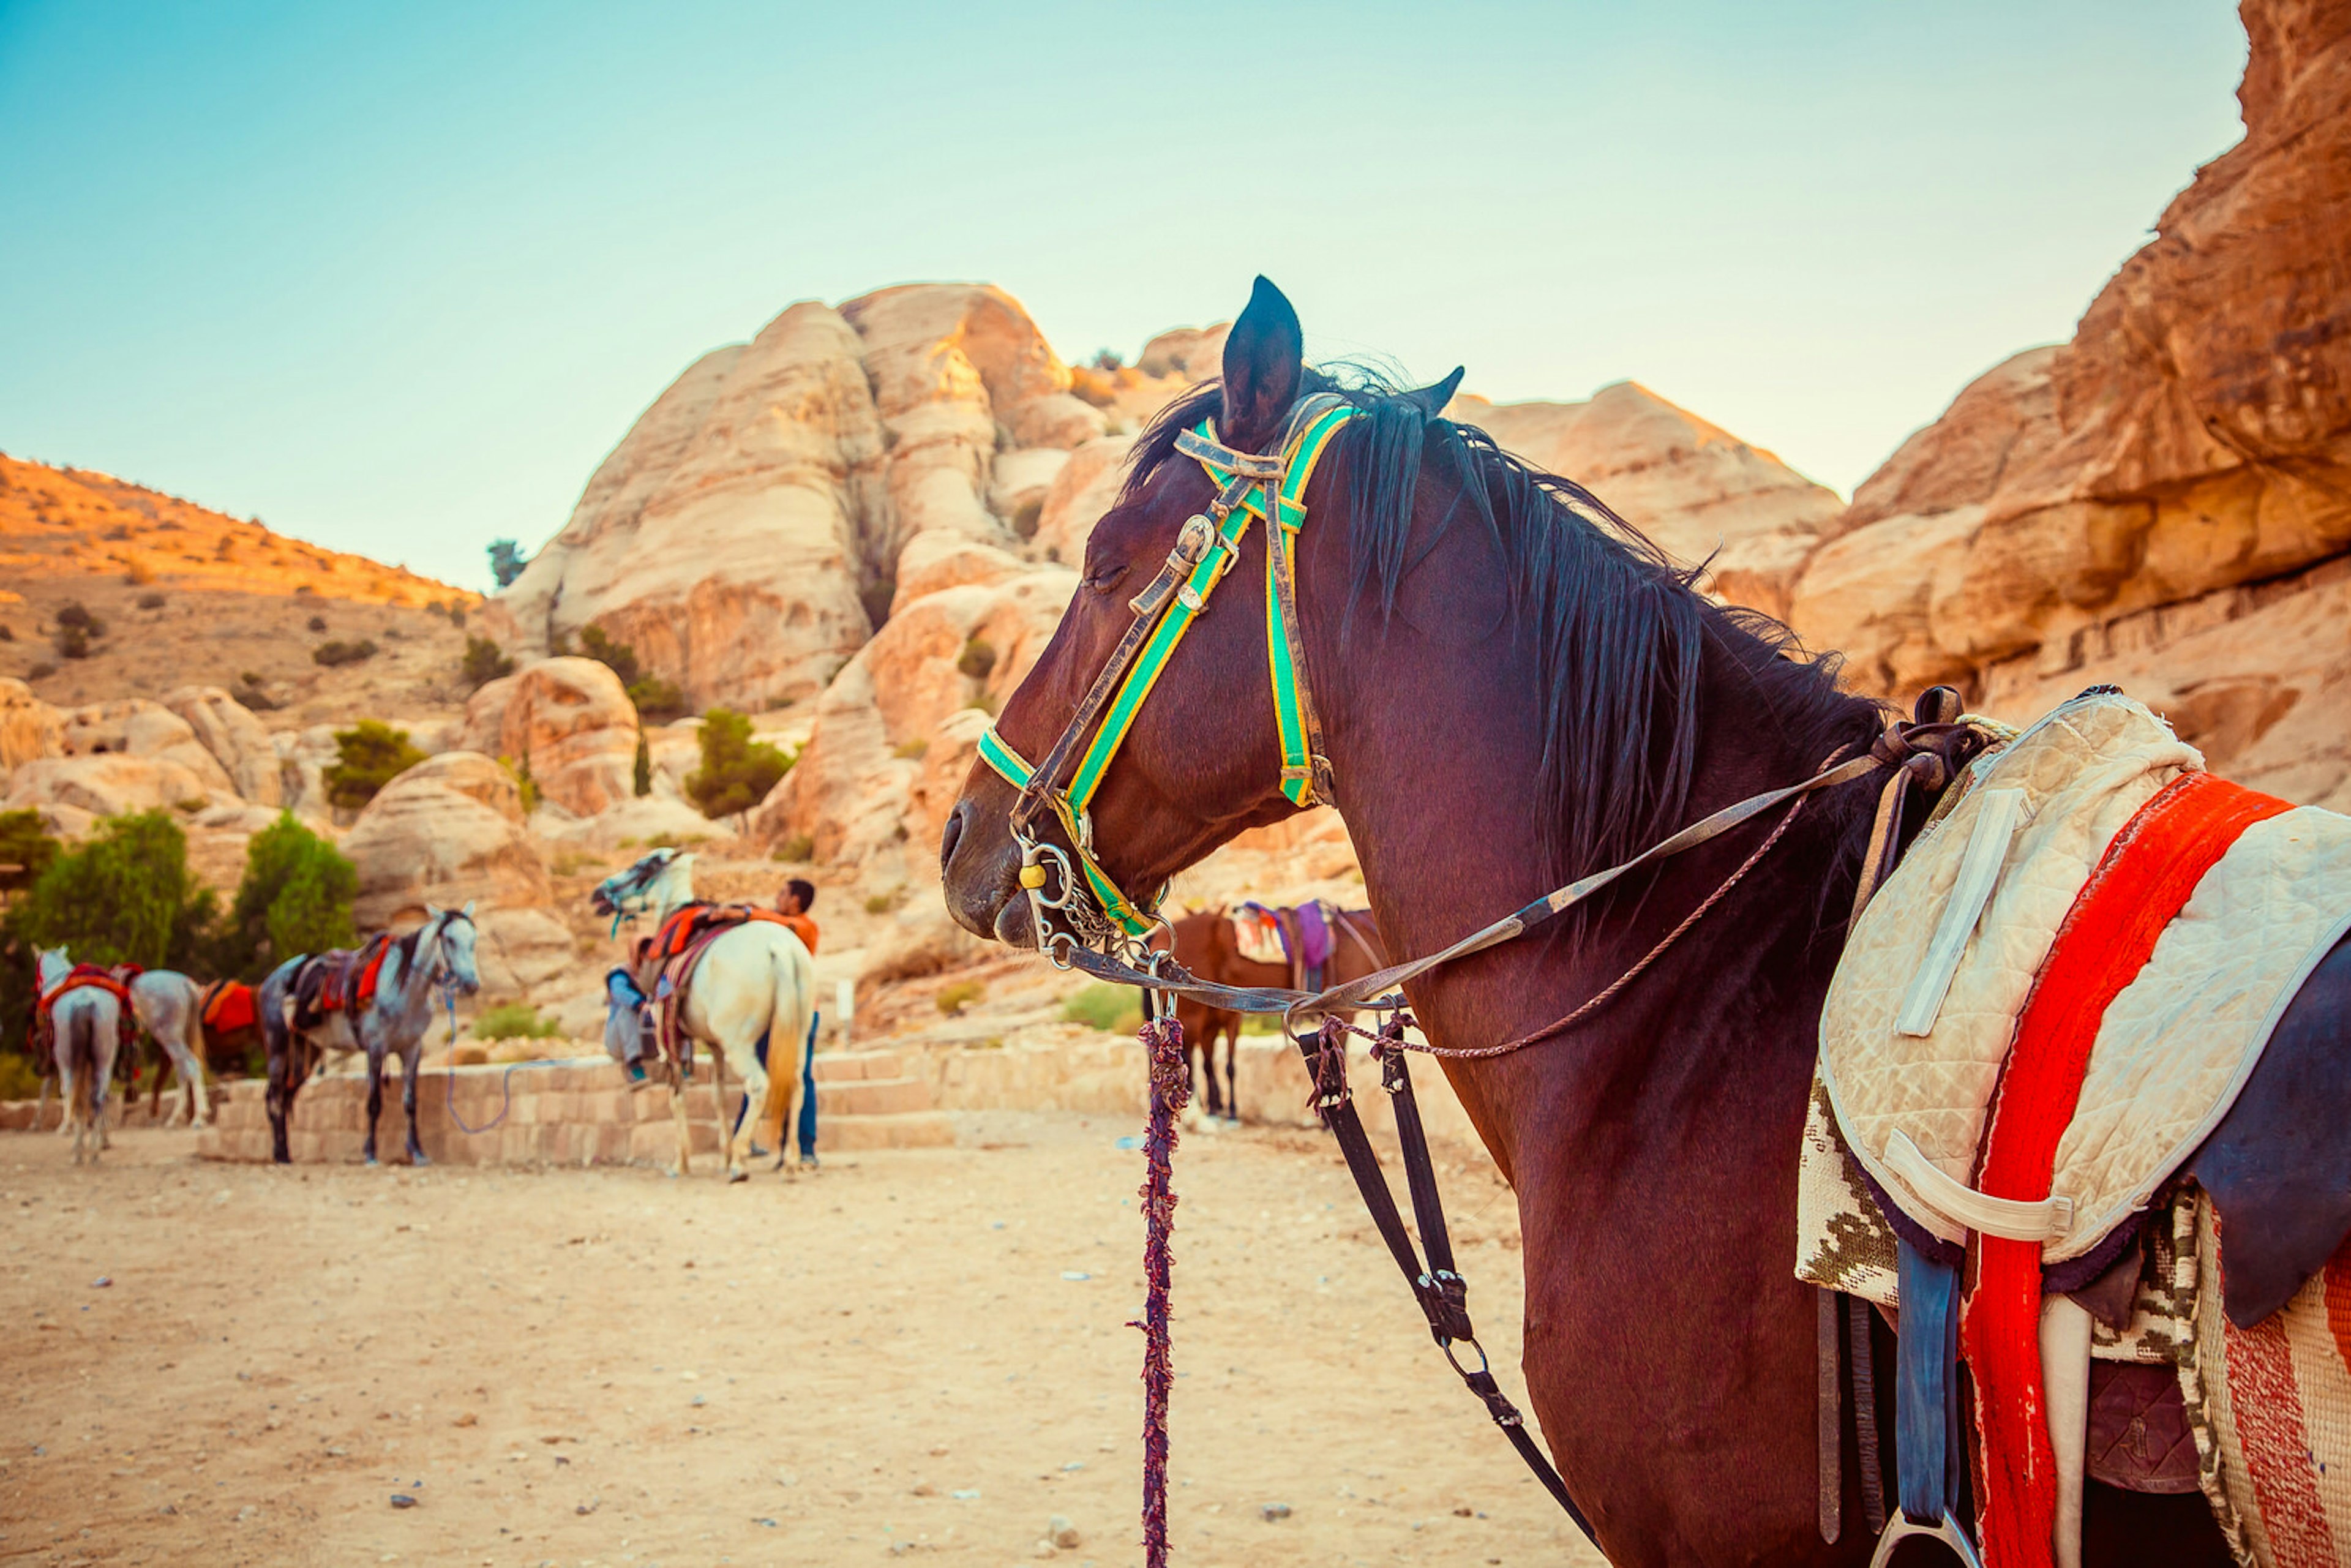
top-left (1849, 1291), bottom-right (1889, 1534)
top-left (1295, 1019), bottom-right (1600, 1547)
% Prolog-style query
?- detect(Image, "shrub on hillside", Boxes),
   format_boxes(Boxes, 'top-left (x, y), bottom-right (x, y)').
top-left (312, 639), bottom-right (377, 667)
top-left (217, 812), bottom-right (357, 979)
top-left (0, 809), bottom-right (60, 894)
top-left (632, 730), bottom-right (652, 798)
top-left (956, 637), bottom-right (997, 681)
top-left (323, 720), bottom-right (426, 809)
top-left (55, 602), bottom-right (104, 636)
top-left (626, 675), bottom-right (686, 723)
top-left (772, 833), bottom-right (814, 863)
top-left (1061, 982), bottom-right (1142, 1035)
top-left (685, 708), bottom-right (792, 824)
top-left (15, 809), bottom-right (214, 971)
top-left (579, 624), bottom-right (641, 686)
top-left (461, 635), bottom-right (514, 690)
top-left (934, 979), bottom-right (986, 1017)
top-left (306, 614), bottom-right (327, 632)
top-left (471, 1002), bottom-right (561, 1040)
top-left (137, 591), bottom-right (166, 610)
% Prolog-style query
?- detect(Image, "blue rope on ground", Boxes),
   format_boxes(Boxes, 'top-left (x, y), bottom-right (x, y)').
top-left (442, 1057), bottom-right (570, 1135)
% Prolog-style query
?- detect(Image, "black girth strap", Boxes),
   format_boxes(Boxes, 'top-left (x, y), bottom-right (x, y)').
top-left (1297, 1017), bottom-right (1599, 1547)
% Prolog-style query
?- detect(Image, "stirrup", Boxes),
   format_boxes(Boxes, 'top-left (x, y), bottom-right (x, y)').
top-left (1868, 1509), bottom-right (1983, 1568)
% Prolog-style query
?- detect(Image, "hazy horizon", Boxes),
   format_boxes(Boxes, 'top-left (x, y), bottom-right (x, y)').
top-left (1, 1), bottom-right (2249, 590)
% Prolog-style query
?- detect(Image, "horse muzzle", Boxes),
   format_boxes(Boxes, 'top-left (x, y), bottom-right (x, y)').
top-left (940, 797), bottom-right (1034, 948)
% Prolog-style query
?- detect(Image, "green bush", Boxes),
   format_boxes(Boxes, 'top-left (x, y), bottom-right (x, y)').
top-left (312, 638), bottom-right (378, 667)
top-left (626, 676), bottom-right (687, 723)
top-left (54, 622), bottom-right (91, 659)
top-left (461, 635), bottom-right (514, 690)
top-left (1060, 983), bottom-right (1142, 1035)
top-left (632, 730), bottom-right (652, 798)
top-left (472, 1002), bottom-right (561, 1040)
top-left (324, 720), bottom-right (427, 809)
top-left (0, 1051), bottom-right (41, 1101)
top-left (217, 812), bottom-right (358, 979)
top-left (685, 708), bottom-right (792, 823)
top-left (579, 624), bottom-right (642, 687)
top-left (934, 979), bottom-right (986, 1017)
top-left (773, 833), bottom-right (814, 863)
top-left (892, 737), bottom-right (929, 760)
top-left (16, 810), bottom-right (209, 970)
top-left (500, 754), bottom-right (541, 814)
top-left (0, 809), bottom-right (61, 893)
top-left (956, 637), bottom-right (997, 681)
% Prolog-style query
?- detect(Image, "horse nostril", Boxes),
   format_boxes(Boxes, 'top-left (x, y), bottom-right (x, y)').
top-left (939, 803), bottom-right (966, 873)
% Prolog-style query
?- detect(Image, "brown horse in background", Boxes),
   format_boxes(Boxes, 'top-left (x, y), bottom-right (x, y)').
top-left (1163, 904), bottom-right (1386, 1120)
top-left (934, 277), bottom-right (2336, 1562)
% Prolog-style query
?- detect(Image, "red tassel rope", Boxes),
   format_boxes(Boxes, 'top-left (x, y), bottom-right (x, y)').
top-left (1134, 1013), bottom-right (1190, 1568)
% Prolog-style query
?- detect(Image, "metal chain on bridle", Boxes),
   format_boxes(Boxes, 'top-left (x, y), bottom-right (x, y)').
top-left (975, 389), bottom-right (2005, 1558)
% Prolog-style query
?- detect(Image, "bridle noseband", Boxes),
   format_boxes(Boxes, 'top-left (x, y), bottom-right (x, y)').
top-left (980, 392), bottom-right (1358, 961)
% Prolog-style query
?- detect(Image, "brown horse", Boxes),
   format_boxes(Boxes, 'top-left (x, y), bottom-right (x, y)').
top-left (937, 279), bottom-right (2351, 1564)
top-left (1163, 902), bottom-right (1387, 1119)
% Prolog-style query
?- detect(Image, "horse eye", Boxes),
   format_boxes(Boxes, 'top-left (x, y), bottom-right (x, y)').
top-left (1084, 562), bottom-right (1131, 594)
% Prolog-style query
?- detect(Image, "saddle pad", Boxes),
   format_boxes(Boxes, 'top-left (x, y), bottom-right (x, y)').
top-left (201, 981), bottom-right (257, 1037)
top-left (1231, 904), bottom-right (1287, 967)
top-left (2191, 1212), bottom-right (2351, 1568)
top-left (1820, 691), bottom-right (2351, 1264)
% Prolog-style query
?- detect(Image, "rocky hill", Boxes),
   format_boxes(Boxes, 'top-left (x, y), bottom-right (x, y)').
top-left (1787, 0), bottom-right (2351, 809)
top-left (0, 452), bottom-right (479, 720)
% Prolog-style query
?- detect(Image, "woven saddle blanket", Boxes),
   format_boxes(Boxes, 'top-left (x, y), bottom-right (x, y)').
top-left (1230, 903), bottom-right (1288, 966)
top-left (1802, 691), bottom-right (2351, 1304)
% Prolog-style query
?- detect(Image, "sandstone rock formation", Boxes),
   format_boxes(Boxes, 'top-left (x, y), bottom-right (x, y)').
top-left (460, 657), bottom-right (639, 817)
top-left (1449, 383), bottom-right (1849, 617)
top-left (57, 699), bottom-right (238, 796)
top-left (1787, 0), bottom-right (2351, 808)
top-left (483, 285), bottom-right (1108, 713)
top-left (3, 753), bottom-right (215, 824)
top-left (757, 568), bottom-right (1078, 865)
top-left (163, 686), bottom-right (283, 807)
top-left (0, 678), bottom-right (62, 772)
top-left (342, 751), bottom-right (572, 996)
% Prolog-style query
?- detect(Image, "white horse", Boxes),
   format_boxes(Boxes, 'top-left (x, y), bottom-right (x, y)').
top-left (590, 849), bottom-right (814, 1184)
top-left (256, 905), bottom-right (484, 1165)
top-left (127, 970), bottom-right (214, 1127)
top-left (34, 947), bottom-right (124, 1165)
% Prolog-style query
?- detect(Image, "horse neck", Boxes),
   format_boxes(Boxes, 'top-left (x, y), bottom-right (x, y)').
top-left (1303, 547), bottom-right (1866, 1182)
top-left (651, 865), bottom-right (695, 923)
top-left (378, 928), bottom-right (441, 1033)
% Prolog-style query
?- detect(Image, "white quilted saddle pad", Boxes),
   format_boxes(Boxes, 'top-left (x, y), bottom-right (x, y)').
top-left (1820, 691), bottom-right (2351, 1264)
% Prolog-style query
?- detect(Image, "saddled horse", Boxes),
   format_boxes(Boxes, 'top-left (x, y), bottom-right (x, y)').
top-left (590, 849), bottom-right (816, 1184)
top-left (256, 905), bottom-right (483, 1165)
top-left (124, 969), bottom-right (216, 1127)
top-left (939, 279), bottom-right (2345, 1565)
top-left (1163, 902), bottom-right (1386, 1119)
top-left (34, 947), bottom-right (126, 1165)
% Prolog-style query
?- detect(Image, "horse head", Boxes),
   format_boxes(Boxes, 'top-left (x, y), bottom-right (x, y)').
top-left (34, 945), bottom-right (70, 989)
top-left (590, 847), bottom-right (694, 924)
top-left (940, 277), bottom-right (1463, 951)
top-left (424, 901), bottom-right (484, 997)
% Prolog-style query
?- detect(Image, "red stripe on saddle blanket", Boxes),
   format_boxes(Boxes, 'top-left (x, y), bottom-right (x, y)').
top-left (353, 939), bottom-right (391, 1011)
top-left (648, 903), bottom-right (793, 967)
top-left (1965, 771), bottom-right (2292, 1568)
top-left (39, 964), bottom-right (132, 1014)
top-left (201, 981), bottom-right (257, 1036)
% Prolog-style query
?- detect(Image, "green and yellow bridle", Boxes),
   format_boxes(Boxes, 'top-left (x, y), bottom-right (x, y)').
top-left (979, 392), bottom-right (1357, 951)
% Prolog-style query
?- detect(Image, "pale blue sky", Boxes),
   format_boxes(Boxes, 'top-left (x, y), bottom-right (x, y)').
top-left (0, 1), bottom-right (2248, 589)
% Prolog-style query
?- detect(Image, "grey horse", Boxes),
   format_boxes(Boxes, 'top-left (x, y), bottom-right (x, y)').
top-left (34, 947), bottom-right (124, 1165)
top-left (257, 904), bottom-right (484, 1165)
top-left (127, 970), bottom-right (214, 1126)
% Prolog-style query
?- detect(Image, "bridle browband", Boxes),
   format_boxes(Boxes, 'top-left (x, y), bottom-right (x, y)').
top-left (980, 392), bottom-right (1357, 954)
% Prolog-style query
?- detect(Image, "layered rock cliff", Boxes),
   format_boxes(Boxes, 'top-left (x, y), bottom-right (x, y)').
top-left (1787, 0), bottom-right (2351, 808)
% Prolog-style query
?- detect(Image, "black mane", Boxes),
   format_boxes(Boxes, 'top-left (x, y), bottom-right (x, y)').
top-left (1127, 371), bottom-right (1886, 891)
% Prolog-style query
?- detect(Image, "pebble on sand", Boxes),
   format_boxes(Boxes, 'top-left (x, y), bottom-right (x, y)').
top-left (1261, 1502), bottom-right (1292, 1521)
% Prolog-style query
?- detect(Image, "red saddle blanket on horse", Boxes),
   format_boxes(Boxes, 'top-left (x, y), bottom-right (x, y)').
top-left (643, 903), bottom-right (794, 973)
top-left (200, 980), bottom-right (257, 1036)
top-left (39, 965), bottom-right (132, 1014)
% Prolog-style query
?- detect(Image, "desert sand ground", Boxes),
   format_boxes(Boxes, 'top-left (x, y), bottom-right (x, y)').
top-left (1, 1114), bottom-right (1602, 1568)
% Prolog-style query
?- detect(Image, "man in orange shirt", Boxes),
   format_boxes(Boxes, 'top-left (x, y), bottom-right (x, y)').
top-left (754, 879), bottom-right (821, 1164)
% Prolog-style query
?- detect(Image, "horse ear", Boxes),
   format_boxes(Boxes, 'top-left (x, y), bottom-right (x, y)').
top-left (1220, 276), bottom-right (1303, 451)
top-left (424, 902), bottom-right (441, 920)
top-left (460, 899), bottom-right (476, 919)
top-left (1404, 366), bottom-right (1464, 419)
